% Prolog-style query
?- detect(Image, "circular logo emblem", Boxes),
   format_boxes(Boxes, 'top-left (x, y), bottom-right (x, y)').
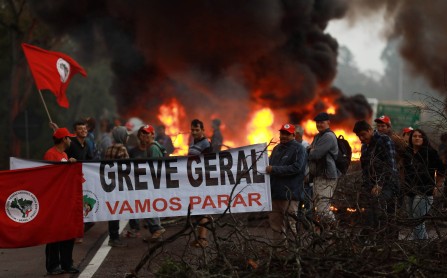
top-left (5, 190), bottom-right (39, 223)
top-left (83, 190), bottom-right (99, 219)
top-left (284, 124), bottom-right (290, 129)
top-left (56, 58), bottom-right (70, 83)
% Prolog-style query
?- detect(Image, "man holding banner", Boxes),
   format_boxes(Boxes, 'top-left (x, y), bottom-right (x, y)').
top-left (188, 119), bottom-right (213, 248)
top-left (43, 127), bottom-right (80, 275)
top-left (266, 124), bottom-right (307, 245)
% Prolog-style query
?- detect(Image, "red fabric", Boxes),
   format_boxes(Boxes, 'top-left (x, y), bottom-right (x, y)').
top-left (21, 43), bottom-right (87, 108)
top-left (0, 164), bottom-right (84, 248)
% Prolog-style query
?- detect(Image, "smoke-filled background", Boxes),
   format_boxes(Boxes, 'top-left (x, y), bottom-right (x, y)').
top-left (23, 0), bottom-right (447, 145)
top-left (346, 0), bottom-right (447, 93)
top-left (28, 0), bottom-right (374, 134)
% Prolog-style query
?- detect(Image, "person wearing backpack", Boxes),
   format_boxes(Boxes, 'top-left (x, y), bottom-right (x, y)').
top-left (308, 112), bottom-right (340, 226)
top-left (127, 125), bottom-right (166, 242)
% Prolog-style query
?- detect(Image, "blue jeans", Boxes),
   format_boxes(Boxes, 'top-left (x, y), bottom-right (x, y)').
top-left (405, 195), bottom-right (433, 240)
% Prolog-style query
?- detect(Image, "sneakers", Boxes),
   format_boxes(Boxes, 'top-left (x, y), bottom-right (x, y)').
top-left (124, 229), bottom-right (141, 238)
top-left (142, 228), bottom-right (166, 243)
top-left (63, 266), bottom-right (80, 274)
top-left (108, 238), bottom-right (127, 247)
top-left (47, 267), bottom-right (64, 275)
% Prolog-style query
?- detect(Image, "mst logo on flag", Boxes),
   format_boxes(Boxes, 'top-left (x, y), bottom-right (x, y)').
top-left (0, 164), bottom-right (84, 248)
top-left (21, 43), bottom-right (87, 108)
top-left (5, 190), bottom-right (39, 223)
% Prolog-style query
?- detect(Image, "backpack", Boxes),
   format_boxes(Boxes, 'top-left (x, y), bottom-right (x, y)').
top-left (150, 142), bottom-right (169, 157)
top-left (332, 134), bottom-right (352, 175)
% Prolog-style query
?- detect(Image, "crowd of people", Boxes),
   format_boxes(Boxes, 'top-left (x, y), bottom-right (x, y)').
top-left (43, 112), bottom-right (446, 274)
top-left (266, 112), bottom-right (445, 246)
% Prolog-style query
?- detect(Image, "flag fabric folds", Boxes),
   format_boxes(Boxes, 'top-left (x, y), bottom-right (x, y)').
top-left (0, 164), bottom-right (84, 248)
top-left (21, 43), bottom-right (87, 108)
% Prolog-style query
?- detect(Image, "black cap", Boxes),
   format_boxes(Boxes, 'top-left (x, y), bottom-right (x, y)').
top-left (314, 112), bottom-right (330, 121)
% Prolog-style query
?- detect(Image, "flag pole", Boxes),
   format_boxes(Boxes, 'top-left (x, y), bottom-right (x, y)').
top-left (37, 90), bottom-right (53, 123)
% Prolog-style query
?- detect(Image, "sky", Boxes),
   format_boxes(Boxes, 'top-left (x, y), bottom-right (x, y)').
top-left (327, 11), bottom-right (387, 75)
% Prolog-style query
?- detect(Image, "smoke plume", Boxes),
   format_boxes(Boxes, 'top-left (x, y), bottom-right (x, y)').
top-left (30, 0), bottom-right (374, 140)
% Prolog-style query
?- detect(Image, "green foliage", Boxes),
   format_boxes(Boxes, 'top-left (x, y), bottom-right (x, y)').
top-left (392, 255), bottom-right (418, 274)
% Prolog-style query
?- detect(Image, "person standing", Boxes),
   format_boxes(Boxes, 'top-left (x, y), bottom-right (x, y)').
top-left (210, 118), bottom-right (224, 152)
top-left (66, 119), bottom-right (93, 161)
top-left (44, 127), bottom-right (79, 275)
top-left (403, 129), bottom-right (445, 240)
top-left (188, 119), bottom-right (212, 247)
top-left (307, 112), bottom-right (339, 225)
top-left (128, 125), bottom-right (166, 242)
top-left (155, 125), bottom-right (175, 155)
top-left (353, 120), bottom-right (400, 242)
top-left (105, 126), bottom-right (130, 247)
top-left (266, 124), bottom-right (307, 244)
top-left (52, 119), bottom-right (93, 243)
top-left (375, 115), bottom-right (407, 208)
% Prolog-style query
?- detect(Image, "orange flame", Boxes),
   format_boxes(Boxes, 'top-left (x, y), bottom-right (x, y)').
top-left (156, 99), bottom-right (361, 160)
top-left (157, 99), bottom-right (188, 156)
top-left (246, 108), bottom-right (276, 152)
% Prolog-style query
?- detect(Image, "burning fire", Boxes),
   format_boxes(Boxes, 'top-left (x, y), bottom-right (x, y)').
top-left (157, 99), bottom-right (361, 160)
top-left (157, 99), bottom-right (189, 156)
top-left (246, 108), bottom-right (276, 152)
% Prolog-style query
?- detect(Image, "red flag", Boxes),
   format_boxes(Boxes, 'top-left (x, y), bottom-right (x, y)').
top-left (0, 164), bottom-right (84, 248)
top-left (21, 43), bottom-right (87, 108)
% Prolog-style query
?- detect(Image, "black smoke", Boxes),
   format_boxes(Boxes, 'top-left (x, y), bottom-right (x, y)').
top-left (30, 0), bottom-right (373, 136)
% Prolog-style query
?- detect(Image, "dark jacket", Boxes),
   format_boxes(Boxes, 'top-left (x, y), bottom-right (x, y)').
top-left (360, 131), bottom-right (399, 199)
top-left (269, 139), bottom-right (307, 200)
top-left (403, 146), bottom-right (445, 197)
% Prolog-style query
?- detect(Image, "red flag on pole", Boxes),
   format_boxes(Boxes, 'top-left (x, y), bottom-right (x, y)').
top-left (21, 43), bottom-right (87, 108)
top-left (0, 164), bottom-right (84, 248)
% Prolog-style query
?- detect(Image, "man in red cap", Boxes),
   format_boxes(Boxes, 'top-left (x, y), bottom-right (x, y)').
top-left (374, 115), bottom-right (392, 135)
top-left (266, 123), bottom-right (307, 245)
top-left (374, 115), bottom-right (407, 207)
top-left (127, 125), bottom-right (166, 242)
top-left (308, 112), bottom-right (339, 227)
top-left (43, 128), bottom-right (79, 275)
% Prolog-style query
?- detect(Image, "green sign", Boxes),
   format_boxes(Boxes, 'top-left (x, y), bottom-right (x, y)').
top-left (376, 104), bottom-right (420, 132)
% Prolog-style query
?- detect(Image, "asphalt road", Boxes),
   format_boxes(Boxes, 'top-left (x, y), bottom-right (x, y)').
top-left (0, 216), bottom-right (237, 278)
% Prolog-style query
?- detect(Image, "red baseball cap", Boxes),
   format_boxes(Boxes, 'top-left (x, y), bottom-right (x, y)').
top-left (53, 128), bottom-right (75, 139)
top-left (279, 123), bottom-right (295, 134)
top-left (374, 115), bottom-right (391, 125)
top-left (402, 127), bottom-right (414, 134)
top-left (139, 125), bottom-right (155, 134)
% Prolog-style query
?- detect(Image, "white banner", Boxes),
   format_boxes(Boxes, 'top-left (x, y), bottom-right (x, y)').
top-left (10, 144), bottom-right (271, 222)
